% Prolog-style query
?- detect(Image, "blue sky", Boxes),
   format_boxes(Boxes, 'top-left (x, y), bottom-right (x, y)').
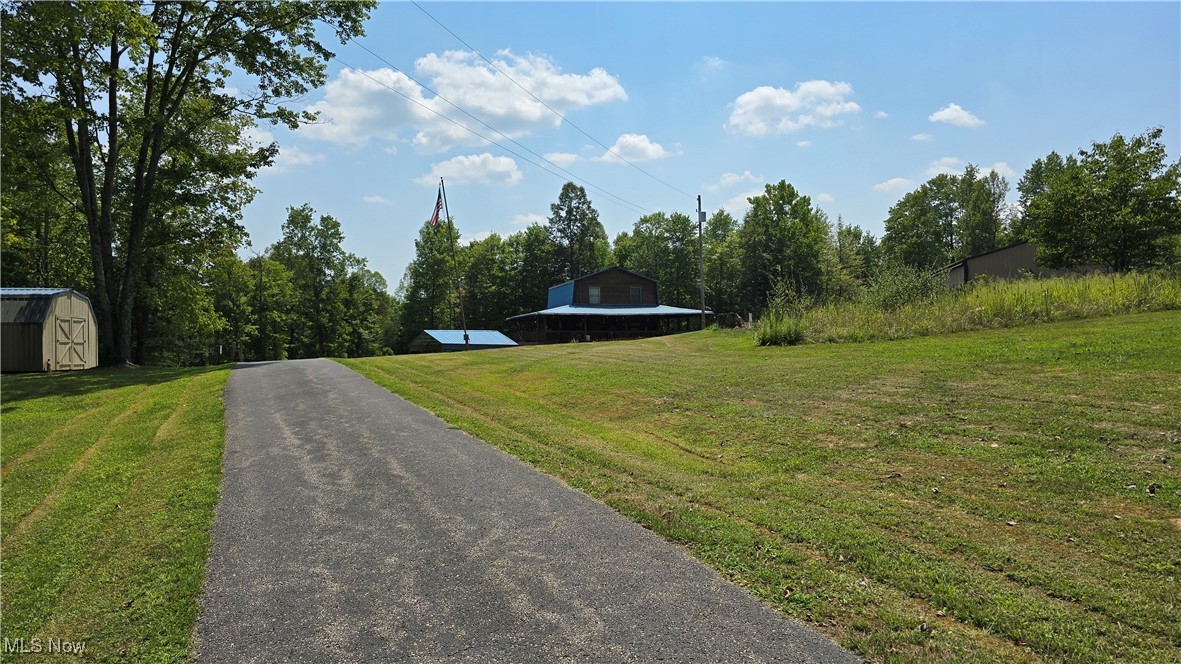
top-left (240, 2), bottom-right (1180, 290)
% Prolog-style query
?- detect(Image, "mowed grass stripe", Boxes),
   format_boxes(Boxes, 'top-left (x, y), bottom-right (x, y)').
top-left (370, 340), bottom-right (1178, 643)
top-left (389, 359), bottom-right (730, 485)
top-left (731, 465), bottom-right (1176, 643)
top-left (0, 381), bottom-right (120, 468)
top-left (36, 370), bottom-right (227, 661)
top-left (719, 486), bottom-right (1176, 660)
top-left (359, 335), bottom-right (1181, 656)
top-left (341, 311), bottom-right (1180, 662)
top-left (345, 356), bottom-right (1044, 662)
top-left (629, 495), bottom-right (1038, 664)
top-left (7, 381), bottom-right (172, 538)
top-left (0, 385), bottom-right (154, 530)
top-left (1, 366), bottom-right (230, 662)
top-left (1, 399), bottom-right (120, 476)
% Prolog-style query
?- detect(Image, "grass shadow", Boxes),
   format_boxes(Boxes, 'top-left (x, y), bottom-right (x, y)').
top-left (1, 364), bottom-right (232, 408)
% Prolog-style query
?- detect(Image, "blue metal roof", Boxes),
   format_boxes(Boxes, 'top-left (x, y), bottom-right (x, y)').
top-left (508, 304), bottom-right (711, 320)
top-left (547, 279), bottom-right (575, 308)
top-left (422, 330), bottom-right (517, 346)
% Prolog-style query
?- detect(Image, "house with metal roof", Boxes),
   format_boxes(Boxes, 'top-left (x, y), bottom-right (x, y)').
top-left (2, 288), bottom-right (98, 372)
top-left (408, 329), bottom-right (518, 354)
top-left (507, 267), bottom-right (710, 343)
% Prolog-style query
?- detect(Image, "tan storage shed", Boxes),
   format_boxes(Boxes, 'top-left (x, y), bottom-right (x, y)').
top-left (1, 288), bottom-right (99, 372)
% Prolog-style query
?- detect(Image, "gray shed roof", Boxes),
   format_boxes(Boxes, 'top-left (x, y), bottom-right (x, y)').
top-left (1, 288), bottom-right (75, 296)
top-left (1, 288), bottom-right (95, 324)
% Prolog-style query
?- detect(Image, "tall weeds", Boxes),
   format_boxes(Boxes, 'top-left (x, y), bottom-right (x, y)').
top-left (754, 283), bottom-right (806, 346)
top-left (758, 270), bottom-right (1181, 345)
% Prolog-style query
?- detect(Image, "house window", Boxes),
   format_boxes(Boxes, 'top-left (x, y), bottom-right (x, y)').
top-left (630, 286), bottom-right (642, 304)
top-left (589, 286), bottom-right (601, 304)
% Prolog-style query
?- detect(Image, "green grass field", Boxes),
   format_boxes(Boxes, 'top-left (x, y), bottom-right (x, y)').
top-left (341, 311), bottom-right (1181, 663)
top-left (1, 366), bottom-right (231, 662)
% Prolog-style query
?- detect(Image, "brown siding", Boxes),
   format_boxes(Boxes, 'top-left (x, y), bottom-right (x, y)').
top-left (945, 263), bottom-right (967, 289)
top-left (966, 243), bottom-right (1039, 280)
top-left (947, 243), bottom-right (1098, 288)
top-left (1, 323), bottom-right (47, 372)
top-left (573, 269), bottom-right (658, 305)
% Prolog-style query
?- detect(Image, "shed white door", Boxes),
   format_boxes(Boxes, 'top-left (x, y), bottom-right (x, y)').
top-left (55, 316), bottom-right (88, 370)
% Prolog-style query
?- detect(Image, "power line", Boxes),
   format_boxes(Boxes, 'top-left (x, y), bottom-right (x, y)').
top-left (410, 0), bottom-right (696, 201)
top-left (336, 44), bottom-right (652, 217)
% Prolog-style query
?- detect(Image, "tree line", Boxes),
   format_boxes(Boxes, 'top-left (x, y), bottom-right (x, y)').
top-left (3, 4), bottom-right (1176, 363)
top-left (400, 127), bottom-right (1179, 347)
top-left (1, 0), bottom-right (378, 365)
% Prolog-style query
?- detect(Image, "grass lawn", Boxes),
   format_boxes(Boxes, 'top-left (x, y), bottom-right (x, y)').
top-left (341, 311), bottom-right (1181, 663)
top-left (1, 366), bottom-right (231, 662)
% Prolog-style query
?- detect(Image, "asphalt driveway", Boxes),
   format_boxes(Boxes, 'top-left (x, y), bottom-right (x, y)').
top-left (194, 358), bottom-right (857, 662)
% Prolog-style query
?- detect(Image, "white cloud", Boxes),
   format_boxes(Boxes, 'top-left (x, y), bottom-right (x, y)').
top-left (595, 133), bottom-right (670, 163)
top-left (701, 56), bottom-right (728, 73)
top-left (242, 125), bottom-right (274, 146)
top-left (362, 195), bottom-right (392, 205)
top-left (817, 193), bottom-right (835, 203)
top-left (929, 103), bottom-right (985, 128)
top-left (796, 140), bottom-right (813, 148)
top-left (911, 133), bottom-right (933, 142)
top-left (925, 158), bottom-right (1016, 179)
top-left (463, 231), bottom-right (494, 245)
top-left (544, 152), bottom-right (580, 167)
top-left (512, 213), bottom-right (546, 226)
top-left (242, 126), bottom-right (324, 173)
top-left (983, 161), bottom-right (1016, 178)
top-left (874, 111), bottom-right (888, 119)
top-left (274, 146), bottom-right (325, 170)
top-left (722, 187), bottom-right (765, 216)
top-left (253, 144), bottom-right (323, 173)
top-left (874, 177), bottom-right (914, 192)
top-left (726, 80), bottom-right (861, 137)
top-left (926, 156), bottom-right (964, 176)
top-left (302, 51), bottom-right (627, 152)
top-left (705, 170), bottom-right (762, 192)
top-left (415, 153), bottom-right (523, 186)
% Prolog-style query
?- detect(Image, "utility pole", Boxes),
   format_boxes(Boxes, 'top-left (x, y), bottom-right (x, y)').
top-left (698, 195), bottom-right (706, 330)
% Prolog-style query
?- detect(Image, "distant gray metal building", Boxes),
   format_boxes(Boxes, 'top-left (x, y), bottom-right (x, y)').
top-left (944, 242), bottom-right (1092, 288)
top-left (1, 288), bottom-right (98, 372)
top-left (408, 329), bottom-right (518, 354)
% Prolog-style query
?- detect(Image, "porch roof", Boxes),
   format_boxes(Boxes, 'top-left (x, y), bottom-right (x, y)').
top-left (507, 304), bottom-right (710, 321)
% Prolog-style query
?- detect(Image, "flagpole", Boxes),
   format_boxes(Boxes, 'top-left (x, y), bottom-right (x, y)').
top-left (439, 177), bottom-right (470, 351)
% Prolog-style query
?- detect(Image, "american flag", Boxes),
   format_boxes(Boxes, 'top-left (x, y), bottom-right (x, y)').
top-left (428, 188), bottom-right (443, 228)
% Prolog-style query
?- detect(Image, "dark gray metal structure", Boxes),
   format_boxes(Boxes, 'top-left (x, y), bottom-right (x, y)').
top-left (944, 242), bottom-right (1095, 288)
